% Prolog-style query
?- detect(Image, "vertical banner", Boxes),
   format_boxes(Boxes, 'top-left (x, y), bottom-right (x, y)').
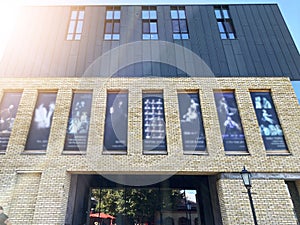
top-left (0, 92), bottom-right (22, 151)
top-left (25, 93), bottom-right (57, 150)
top-left (64, 93), bottom-right (92, 151)
top-left (214, 92), bottom-right (247, 151)
top-left (142, 93), bottom-right (167, 152)
top-left (250, 91), bottom-right (288, 150)
top-left (178, 92), bottom-right (206, 151)
top-left (104, 92), bottom-right (128, 151)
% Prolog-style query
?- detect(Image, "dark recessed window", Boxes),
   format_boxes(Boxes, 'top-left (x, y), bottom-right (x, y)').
top-left (142, 6), bottom-right (158, 40)
top-left (67, 7), bottom-right (85, 41)
top-left (170, 6), bottom-right (189, 40)
top-left (214, 6), bottom-right (236, 40)
top-left (104, 6), bottom-right (121, 40)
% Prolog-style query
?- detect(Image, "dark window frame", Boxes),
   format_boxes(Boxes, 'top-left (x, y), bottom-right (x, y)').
top-left (214, 6), bottom-right (236, 40)
top-left (66, 6), bottom-right (85, 41)
top-left (142, 6), bottom-right (159, 40)
top-left (104, 6), bottom-right (121, 40)
top-left (170, 6), bottom-right (189, 40)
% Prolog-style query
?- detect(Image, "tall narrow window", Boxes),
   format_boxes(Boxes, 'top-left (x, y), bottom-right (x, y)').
top-left (67, 7), bottom-right (85, 40)
top-left (142, 6), bottom-right (158, 40)
top-left (214, 6), bottom-right (236, 40)
top-left (250, 91), bottom-right (288, 152)
top-left (214, 91), bottom-right (247, 152)
top-left (25, 93), bottom-right (57, 151)
top-left (104, 6), bottom-right (121, 40)
top-left (143, 92), bottom-right (167, 154)
top-left (64, 92), bottom-right (93, 152)
top-left (170, 6), bottom-right (189, 40)
top-left (0, 92), bottom-right (22, 152)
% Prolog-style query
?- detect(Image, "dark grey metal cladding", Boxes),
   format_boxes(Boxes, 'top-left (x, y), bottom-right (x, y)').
top-left (0, 4), bottom-right (299, 79)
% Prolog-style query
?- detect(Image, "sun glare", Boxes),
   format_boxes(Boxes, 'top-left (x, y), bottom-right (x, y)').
top-left (0, 2), bottom-right (21, 60)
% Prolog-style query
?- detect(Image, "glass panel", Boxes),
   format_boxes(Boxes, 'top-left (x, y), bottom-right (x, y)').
top-left (105, 22), bottom-right (113, 33)
top-left (113, 21), bottom-right (120, 34)
top-left (112, 34), bottom-right (120, 40)
top-left (143, 93), bottom-right (166, 152)
top-left (250, 92), bottom-right (288, 151)
top-left (143, 34), bottom-right (150, 40)
top-left (114, 10), bottom-right (121, 19)
top-left (214, 92), bottom-right (247, 151)
top-left (67, 34), bottom-right (73, 40)
top-left (228, 33), bottom-right (236, 39)
top-left (0, 93), bottom-right (22, 151)
top-left (178, 10), bottom-right (186, 19)
top-left (217, 22), bottom-right (225, 33)
top-left (104, 92), bottom-right (128, 151)
top-left (25, 93), bottom-right (57, 150)
top-left (150, 22), bottom-right (157, 33)
top-left (151, 34), bottom-right (158, 39)
top-left (173, 33), bottom-right (181, 39)
top-left (104, 34), bottom-right (112, 40)
top-left (78, 10), bottom-right (85, 20)
top-left (172, 20), bottom-right (180, 33)
top-left (75, 34), bottom-right (81, 40)
top-left (143, 22), bottom-right (150, 33)
top-left (220, 33), bottom-right (227, 39)
top-left (182, 33), bottom-right (189, 39)
top-left (71, 11), bottom-right (77, 20)
top-left (149, 10), bottom-right (157, 19)
top-left (142, 10), bottom-right (149, 19)
top-left (170, 10), bottom-right (178, 19)
top-left (214, 9), bottom-right (222, 19)
top-left (179, 19), bottom-right (187, 32)
top-left (64, 93), bottom-right (92, 151)
top-left (223, 9), bottom-right (230, 19)
top-left (178, 93), bottom-right (206, 151)
top-left (76, 21), bottom-right (83, 33)
top-left (224, 21), bottom-right (233, 33)
top-left (106, 10), bottom-right (113, 20)
top-left (68, 21), bottom-right (76, 34)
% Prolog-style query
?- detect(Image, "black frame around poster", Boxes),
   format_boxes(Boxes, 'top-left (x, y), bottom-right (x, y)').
top-left (250, 91), bottom-right (288, 151)
top-left (214, 91), bottom-right (248, 152)
top-left (142, 92), bottom-right (167, 153)
top-left (0, 92), bottom-right (22, 151)
top-left (25, 92), bottom-right (57, 150)
top-left (64, 92), bottom-right (93, 151)
top-left (103, 91), bottom-right (128, 152)
top-left (178, 92), bottom-right (206, 152)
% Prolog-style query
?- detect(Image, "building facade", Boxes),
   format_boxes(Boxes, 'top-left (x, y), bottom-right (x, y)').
top-left (0, 4), bottom-right (300, 225)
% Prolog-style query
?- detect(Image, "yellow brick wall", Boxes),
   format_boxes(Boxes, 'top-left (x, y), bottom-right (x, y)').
top-left (0, 77), bottom-right (299, 224)
top-left (217, 178), bottom-right (298, 225)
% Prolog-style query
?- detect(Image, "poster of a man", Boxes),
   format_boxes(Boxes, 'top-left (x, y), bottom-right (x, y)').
top-left (214, 92), bottom-right (247, 151)
top-left (0, 93), bottom-right (22, 151)
top-left (25, 93), bottom-right (57, 150)
top-left (64, 93), bottom-right (92, 151)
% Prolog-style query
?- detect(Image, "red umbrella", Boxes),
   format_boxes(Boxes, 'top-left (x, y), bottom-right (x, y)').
top-left (90, 212), bottom-right (115, 219)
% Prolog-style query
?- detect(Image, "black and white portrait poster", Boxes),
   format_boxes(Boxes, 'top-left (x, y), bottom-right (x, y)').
top-left (25, 93), bottom-right (57, 150)
top-left (250, 91), bottom-right (288, 150)
top-left (64, 93), bottom-right (92, 151)
top-left (104, 92), bottom-right (128, 151)
top-left (178, 93), bottom-right (206, 151)
top-left (214, 92), bottom-right (247, 151)
top-left (0, 92), bottom-right (22, 151)
top-left (142, 93), bottom-right (167, 152)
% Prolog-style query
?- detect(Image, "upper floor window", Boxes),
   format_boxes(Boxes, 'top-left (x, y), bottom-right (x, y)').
top-left (142, 6), bottom-right (158, 40)
top-left (104, 6), bottom-right (121, 40)
top-left (170, 6), bottom-right (189, 40)
top-left (67, 7), bottom-right (85, 40)
top-left (214, 6), bottom-right (236, 40)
